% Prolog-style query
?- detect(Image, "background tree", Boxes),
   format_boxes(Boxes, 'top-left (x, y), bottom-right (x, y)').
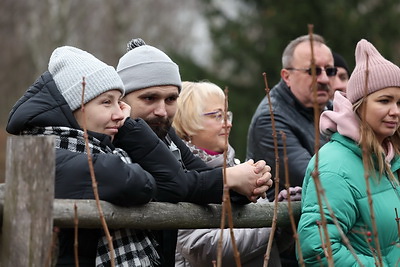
top-left (1, 0), bottom-right (399, 177)
top-left (202, 0), bottom-right (400, 159)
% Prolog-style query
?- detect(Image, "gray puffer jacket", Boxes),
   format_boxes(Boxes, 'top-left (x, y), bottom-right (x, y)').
top-left (175, 144), bottom-right (282, 267)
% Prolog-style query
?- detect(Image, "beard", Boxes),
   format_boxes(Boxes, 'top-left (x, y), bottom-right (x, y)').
top-left (145, 117), bottom-right (172, 139)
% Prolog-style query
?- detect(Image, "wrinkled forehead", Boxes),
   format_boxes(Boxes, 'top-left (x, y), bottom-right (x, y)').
top-left (293, 41), bottom-right (334, 67)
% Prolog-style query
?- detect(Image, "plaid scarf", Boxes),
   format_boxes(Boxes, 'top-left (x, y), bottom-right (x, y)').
top-left (24, 126), bottom-right (160, 266)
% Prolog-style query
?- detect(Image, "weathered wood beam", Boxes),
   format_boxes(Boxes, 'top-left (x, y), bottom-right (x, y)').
top-left (1, 136), bottom-right (55, 267)
top-left (0, 184), bottom-right (300, 229)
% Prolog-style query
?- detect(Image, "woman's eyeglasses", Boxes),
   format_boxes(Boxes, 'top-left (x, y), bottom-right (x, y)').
top-left (286, 66), bottom-right (338, 77)
top-left (203, 110), bottom-right (233, 124)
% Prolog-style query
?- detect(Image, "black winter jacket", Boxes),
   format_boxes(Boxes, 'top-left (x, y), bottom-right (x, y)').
top-left (6, 71), bottom-right (189, 266)
top-left (7, 71), bottom-right (247, 266)
top-left (246, 80), bottom-right (327, 201)
top-left (152, 128), bottom-right (251, 266)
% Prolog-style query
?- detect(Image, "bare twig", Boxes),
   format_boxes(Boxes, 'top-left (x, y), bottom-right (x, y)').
top-left (74, 203), bottom-right (79, 267)
top-left (316, 221), bottom-right (327, 258)
top-left (217, 191), bottom-right (228, 267)
top-left (217, 87), bottom-right (241, 267)
top-left (308, 24), bottom-right (334, 265)
top-left (360, 54), bottom-right (383, 266)
top-left (395, 208), bottom-right (400, 239)
top-left (80, 77), bottom-right (115, 267)
top-left (224, 87), bottom-right (241, 266)
top-left (262, 73), bottom-right (280, 267)
top-left (280, 131), bottom-right (304, 267)
top-left (319, 195), bottom-right (365, 266)
top-left (46, 227), bottom-right (59, 267)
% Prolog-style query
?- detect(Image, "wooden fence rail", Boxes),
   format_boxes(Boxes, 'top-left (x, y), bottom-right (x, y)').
top-left (0, 191), bottom-right (300, 229)
top-left (1, 136), bottom-right (300, 266)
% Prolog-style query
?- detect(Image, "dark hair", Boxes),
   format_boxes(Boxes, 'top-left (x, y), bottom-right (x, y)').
top-left (333, 51), bottom-right (350, 77)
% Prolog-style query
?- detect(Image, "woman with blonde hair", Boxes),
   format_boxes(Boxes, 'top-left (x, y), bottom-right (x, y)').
top-left (173, 81), bottom-right (236, 167)
top-left (298, 39), bottom-right (400, 266)
top-left (173, 81), bottom-right (283, 267)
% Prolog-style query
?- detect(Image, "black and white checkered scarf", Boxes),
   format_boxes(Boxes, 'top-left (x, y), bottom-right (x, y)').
top-left (24, 126), bottom-right (160, 267)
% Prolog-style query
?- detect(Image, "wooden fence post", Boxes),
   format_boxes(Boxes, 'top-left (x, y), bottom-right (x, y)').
top-left (1, 136), bottom-right (55, 267)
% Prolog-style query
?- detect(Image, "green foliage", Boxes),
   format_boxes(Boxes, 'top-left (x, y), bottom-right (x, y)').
top-left (198, 0), bottom-right (400, 160)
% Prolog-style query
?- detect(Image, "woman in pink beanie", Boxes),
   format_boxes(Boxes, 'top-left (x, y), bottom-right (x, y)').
top-left (297, 39), bottom-right (400, 266)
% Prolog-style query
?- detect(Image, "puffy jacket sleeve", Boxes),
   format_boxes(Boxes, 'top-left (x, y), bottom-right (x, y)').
top-left (113, 118), bottom-right (188, 202)
top-left (297, 162), bottom-right (377, 266)
top-left (170, 129), bottom-right (249, 205)
top-left (169, 129), bottom-right (224, 204)
top-left (176, 227), bottom-right (271, 266)
top-left (248, 107), bottom-right (312, 191)
top-left (55, 149), bottom-right (156, 206)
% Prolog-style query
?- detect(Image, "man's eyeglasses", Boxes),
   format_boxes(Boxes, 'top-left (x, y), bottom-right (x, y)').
top-left (286, 66), bottom-right (338, 77)
top-left (203, 110), bottom-right (233, 124)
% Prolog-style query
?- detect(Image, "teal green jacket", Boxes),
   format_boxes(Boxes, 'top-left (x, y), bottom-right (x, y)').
top-left (298, 133), bottom-right (400, 266)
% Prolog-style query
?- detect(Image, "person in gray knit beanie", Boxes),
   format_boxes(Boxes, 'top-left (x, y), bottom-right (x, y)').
top-left (49, 46), bottom-right (125, 111)
top-left (115, 38), bottom-right (274, 267)
top-left (117, 38), bottom-right (182, 93)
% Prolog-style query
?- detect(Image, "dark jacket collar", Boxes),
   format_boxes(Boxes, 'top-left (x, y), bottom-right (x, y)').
top-left (274, 79), bottom-right (316, 121)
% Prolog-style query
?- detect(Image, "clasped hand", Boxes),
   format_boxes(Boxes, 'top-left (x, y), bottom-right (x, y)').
top-left (226, 159), bottom-right (273, 202)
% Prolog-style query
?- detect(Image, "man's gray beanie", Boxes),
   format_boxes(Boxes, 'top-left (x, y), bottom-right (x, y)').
top-left (48, 46), bottom-right (125, 111)
top-left (116, 38), bottom-right (182, 94)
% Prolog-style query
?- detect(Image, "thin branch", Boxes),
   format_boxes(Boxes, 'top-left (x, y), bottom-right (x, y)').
top-left (224, 87), bottom-right (241, 266)
top-left (316, 221), bottom-right (327, 258)
top-left (74, 203), bottom-right (79, 267)
top-left (280, 131), bottom-right (304, 267)
top-left (262, 73), bottom-right (280, 267)
top-left (217, 190), bottom-right (228, 267)
top-left (46, 227), bottom-right (59, 267)
top-left (395, 208), bottom-right (400, 239)
top-left (308, 24), bottom-right (334, 265)
top-left (217, 87), bottom-right (241, 267)
top-left (319, 194), bottom-right (365, 266)
top-left (80, 77), bottom-right (115, 267)
top-left (360, 54), bottom-right (383, 266)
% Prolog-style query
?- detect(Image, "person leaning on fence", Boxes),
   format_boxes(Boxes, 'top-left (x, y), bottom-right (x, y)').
top-left (297, 39), bottom-right (400, 266)
top-left (6, 46), bottom-right (203, 266)
top-left (116, 38), bottom-right (273, 267)
top-left (172, 81), bottom-right (283, 267)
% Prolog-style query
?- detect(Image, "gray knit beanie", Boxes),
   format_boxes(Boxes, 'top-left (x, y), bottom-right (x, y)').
top-left (48, 46), bottom-right (125, 111)
top-left (347, 39), bottom-right (400, 104)
top-left (117, 38), bottom-right (182, 94)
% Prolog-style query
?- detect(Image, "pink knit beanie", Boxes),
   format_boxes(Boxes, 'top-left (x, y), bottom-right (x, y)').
top-left (347, 39), bottom-right (400, 104)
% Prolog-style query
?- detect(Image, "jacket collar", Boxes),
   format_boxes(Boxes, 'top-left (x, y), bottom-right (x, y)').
top-left (331, 132), bottom-right (400, 172)
top-left (276, 79), bottom-right (315, 121)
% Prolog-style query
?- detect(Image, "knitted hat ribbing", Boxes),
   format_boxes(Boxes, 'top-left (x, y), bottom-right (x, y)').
top-left (347, 39), bottom-right (400, 104)
top-left (333, 51), bottom-right (350, 77)
top-left (48, 46), bottom-right (125, 111)
top-left (116, 38), bottom-right (182, 94)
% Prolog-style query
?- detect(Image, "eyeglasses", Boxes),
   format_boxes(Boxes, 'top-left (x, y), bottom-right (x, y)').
top-left (203, 110), bottom-right (233, 124)
top-left (286, 66), bottom-right (338, 77)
